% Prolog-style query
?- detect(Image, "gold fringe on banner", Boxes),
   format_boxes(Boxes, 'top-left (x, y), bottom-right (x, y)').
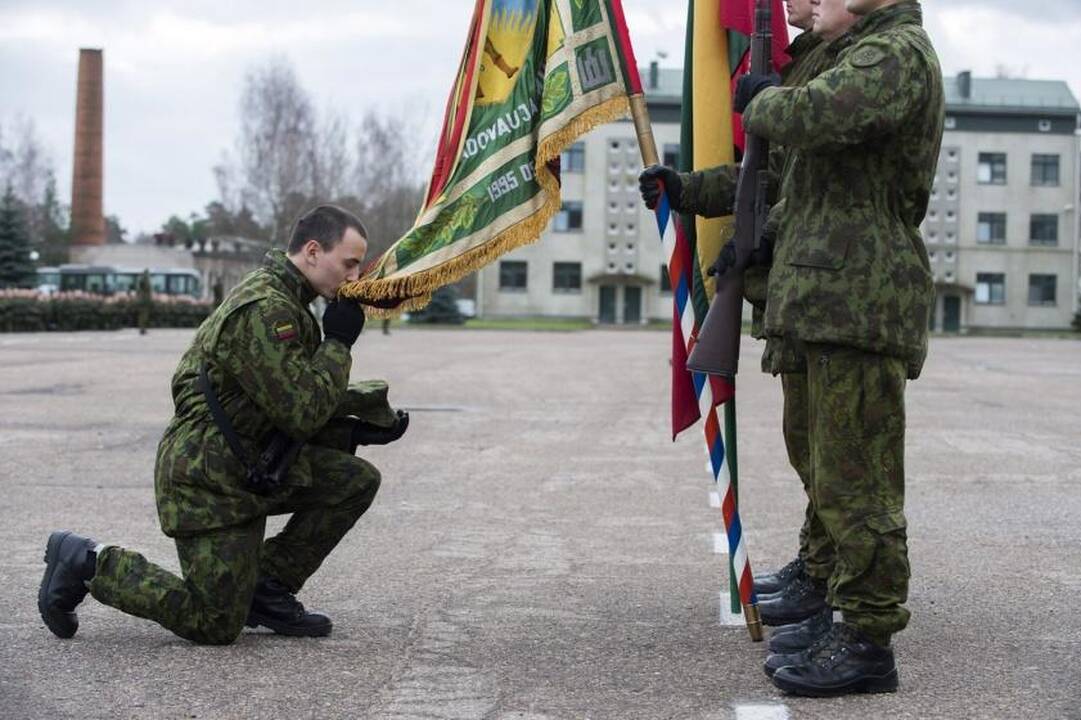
top-left (340, 95), bottom-right (631, 318)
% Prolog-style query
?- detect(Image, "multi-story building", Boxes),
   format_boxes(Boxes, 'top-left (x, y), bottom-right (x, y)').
top-left (479, 69), bottom-right (1081, 331)
top-left (476, 66), bottom-right (682, 324)
top-left (926, 73), bottom-right (1080, 332)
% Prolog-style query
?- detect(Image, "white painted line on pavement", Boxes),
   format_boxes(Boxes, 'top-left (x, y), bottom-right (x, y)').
top-left (735, 704), bottom-right (790, 720)
top-left (709, 491), bottom-right (721, 508)
top-left (718, 592), bottom-right (745, 627)
top-left (713, 532), bottom-right (729, 554)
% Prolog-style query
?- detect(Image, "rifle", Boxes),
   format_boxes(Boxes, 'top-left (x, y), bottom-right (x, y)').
top-left (685, 0), bottom-right (774, 377)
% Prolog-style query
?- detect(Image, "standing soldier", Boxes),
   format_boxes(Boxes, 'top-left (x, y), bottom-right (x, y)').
top-left (38, 204), bottom-right (409, 645)
top-left (637, 0), bottom-right (860, 632)
top-left (136, 268), bottom-right (152, 335)
top-left (735, 0), bottom-right (943, 696)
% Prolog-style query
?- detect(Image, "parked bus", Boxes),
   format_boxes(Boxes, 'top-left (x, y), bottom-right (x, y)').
top-left (36, 265), bottom-right (203, 299)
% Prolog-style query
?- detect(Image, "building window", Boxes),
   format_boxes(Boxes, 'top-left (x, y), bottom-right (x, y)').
top-left (1030, 214), bottom-right (1059, 246)
top-left (977, 153), bottom-right (1007, 185)
top-left (561, 142), bottom-right (585, 173)
top-left (929, 251), bottom-right (937, 262)
top-left (660, 264), bottom-right (672, 293)
top-left (945, 116), bottom-right (957, 129)
top-left (975, 273), bottom-right (1005, 305)
top-left (553, 201), bottom-right (583, 232)
top-left (947, 148), bottom-right (959, 162)
top-left (552, 262), bottom-right (582, 293)
top-left (1028, 274), bottom-right (1057, 306)
top-left (1038, 119), bottom-right (1052, 132)
top-left (663, 143), bottom-right (680, 168)
top-left (1031, 154), bottom-right (1060, 186)
top-left (945, 251), bottom-right (955, 263)
top-left (977, 213), bottom-right (1006, 245)
top-left (499, 261), bottom-right (528, 291)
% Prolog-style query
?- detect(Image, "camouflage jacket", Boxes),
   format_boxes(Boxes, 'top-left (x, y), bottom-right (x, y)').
top-left (742, 1), bottom-right (944, 378)
top-left (154, 250), bottom-right (353, 536)
top-left (675, 31), bottom-right (841, 370)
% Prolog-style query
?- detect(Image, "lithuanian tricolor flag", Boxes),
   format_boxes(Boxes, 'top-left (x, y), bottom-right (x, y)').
top-left (342, 0), bottom-right (640, 311)
top-left (671, 0), bottom-right (789, 437)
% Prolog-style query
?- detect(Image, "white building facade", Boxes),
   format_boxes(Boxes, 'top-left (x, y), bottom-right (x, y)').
top-left (479, 70), bottom-right (1081, 331)
top-left (926, 73), bottom-right (1080, 332)
top-left (477, 68), bottom-right (683, 324)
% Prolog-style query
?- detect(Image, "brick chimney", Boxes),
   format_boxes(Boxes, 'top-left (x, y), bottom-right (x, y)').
top-left (71, 49), bottom-right (105, 247)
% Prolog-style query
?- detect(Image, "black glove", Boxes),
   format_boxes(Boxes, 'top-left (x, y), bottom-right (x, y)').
top-left (707, 236), bottom-right (774, 278)
top-left (733, 72), bottom-right (780, 113)
top-left (352, 410), bottom-right (410, 447)
top-left (322, 299), bottom-right (365, 348)
top-left (638, 165), bottom-right (683, 211)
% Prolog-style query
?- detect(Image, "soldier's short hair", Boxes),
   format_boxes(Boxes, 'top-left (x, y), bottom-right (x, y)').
top-left (287, 204), bottom-right (368, 254)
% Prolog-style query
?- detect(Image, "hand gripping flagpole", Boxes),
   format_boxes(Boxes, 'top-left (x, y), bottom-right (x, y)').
top-left (627, 95), bottom-right (763, 642)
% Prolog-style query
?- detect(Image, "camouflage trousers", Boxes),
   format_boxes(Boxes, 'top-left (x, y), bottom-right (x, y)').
top-left (794, 343), bottom-right (911, 645)
top-left (89, 445), bottom-right (381, 645)
top-left (779, 373), bottom-right (835, 580)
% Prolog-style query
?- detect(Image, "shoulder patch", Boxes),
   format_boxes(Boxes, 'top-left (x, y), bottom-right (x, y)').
top-left (262, 307), bottom-right (299, 343)
top-left (850, 46), bottom-right (887, 68)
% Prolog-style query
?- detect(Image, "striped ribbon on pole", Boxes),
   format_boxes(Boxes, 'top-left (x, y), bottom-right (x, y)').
top-left (612, 0), bottom-right (761, 640)
top-left (654, 190), bottom-right (762, 640)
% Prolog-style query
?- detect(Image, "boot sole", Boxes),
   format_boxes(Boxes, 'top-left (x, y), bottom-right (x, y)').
top-left (246, 611), bottom-right (332, 638)
top-left (772, 669), bottom-right (899, 697)
top-left (38, 531), bottom-right (78, 639)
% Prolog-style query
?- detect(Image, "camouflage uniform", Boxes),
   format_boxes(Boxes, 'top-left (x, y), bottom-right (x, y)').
top-left (89, 250), bottom-right (389, 645)
top-left (741, 1), bottom-right (944, 644)
top-left (677, 30), bottom-right (847, 581)
top-left (135, 270), bottom-right (152, 334)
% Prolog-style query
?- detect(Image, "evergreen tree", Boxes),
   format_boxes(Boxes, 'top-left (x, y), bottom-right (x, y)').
top-left (0, 185), bottom-right (36, 288)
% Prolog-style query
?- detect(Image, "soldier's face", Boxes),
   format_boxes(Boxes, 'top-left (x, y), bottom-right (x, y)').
top-left (304, 227), bottom-right (369, 299)
top-left (814, 0), bottom-right (859, 38)
top-left (785, 0), bottom-right (815, 31)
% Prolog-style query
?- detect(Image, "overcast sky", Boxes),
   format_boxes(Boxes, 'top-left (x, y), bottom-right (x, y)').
top-left (1, 0), bottom-right (1079, 236)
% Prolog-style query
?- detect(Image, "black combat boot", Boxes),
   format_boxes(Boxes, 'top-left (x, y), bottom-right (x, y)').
top-left (246, 577), bottom-right (332, 637)
top-left (757, 573), bottom-right (827, 626)
top-left (753, 557), bottom-right (805, 596)
top-left (771, 623), bottom-right (898, 697)
top-left (763, 621), bottom-right (839, 678)
top-left (768, 606), bottom-right (834, 653)
top-left (38, 530), bottom-right (98, 639)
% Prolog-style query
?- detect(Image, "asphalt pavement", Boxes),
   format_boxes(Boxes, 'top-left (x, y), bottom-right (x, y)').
top-left (1, 327), bottom-right (1079, 719)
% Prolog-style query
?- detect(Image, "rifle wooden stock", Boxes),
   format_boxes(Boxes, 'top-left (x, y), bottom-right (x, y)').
top-left (685, 0), bottom-right (773, 378)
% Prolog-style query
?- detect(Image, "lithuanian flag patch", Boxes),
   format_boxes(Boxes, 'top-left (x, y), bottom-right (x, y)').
top-left (272, 320), bottom-right (297, 342)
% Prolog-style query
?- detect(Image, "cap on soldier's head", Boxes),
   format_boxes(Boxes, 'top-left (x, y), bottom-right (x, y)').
top-left (288, 205), bottom-right (368, 254)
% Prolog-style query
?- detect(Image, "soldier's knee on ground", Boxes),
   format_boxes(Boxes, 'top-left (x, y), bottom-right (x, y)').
top-left (182, 605), bottom-right (249, 646)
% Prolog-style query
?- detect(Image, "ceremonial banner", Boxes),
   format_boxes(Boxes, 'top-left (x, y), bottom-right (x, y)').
top-left (342, 0), bottom-right (638, 310)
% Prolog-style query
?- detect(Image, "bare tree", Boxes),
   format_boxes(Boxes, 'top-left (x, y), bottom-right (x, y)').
top-left (312, 111), bottom-right (352, 203)
top-left (234, 58), bottom-right (318, 246)
top-left (351, 109), bottom-right (427, 259)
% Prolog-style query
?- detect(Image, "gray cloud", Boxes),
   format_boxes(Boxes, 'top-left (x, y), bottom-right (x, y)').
top-left (0, 0), bottom-right (1076, 234)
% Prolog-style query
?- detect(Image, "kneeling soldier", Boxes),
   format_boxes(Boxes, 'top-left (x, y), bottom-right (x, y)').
top-left (38, 204), bottom-right (409, 645)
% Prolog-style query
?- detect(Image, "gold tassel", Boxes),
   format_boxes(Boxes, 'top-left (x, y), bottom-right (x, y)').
top-left (341, 95), bottom-right (632, 317)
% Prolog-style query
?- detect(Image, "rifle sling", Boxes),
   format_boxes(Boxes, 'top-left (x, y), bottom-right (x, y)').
top-left (197, 361), bottom-right (255, 470)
